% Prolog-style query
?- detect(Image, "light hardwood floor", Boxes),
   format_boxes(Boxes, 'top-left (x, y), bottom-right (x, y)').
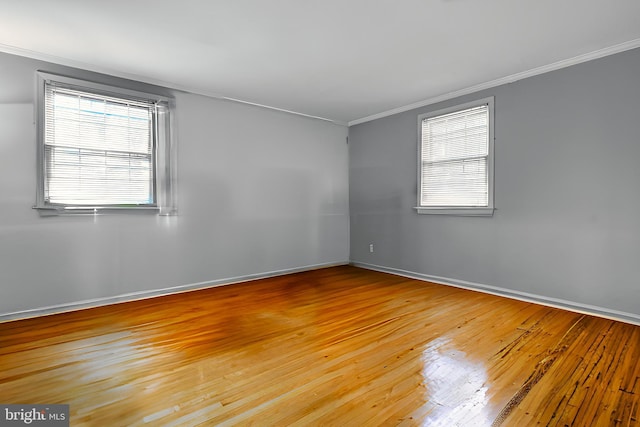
top-left (1, 266), bottom-right (639, 426)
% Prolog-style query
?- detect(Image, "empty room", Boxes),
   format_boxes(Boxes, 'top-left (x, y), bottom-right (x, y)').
top-left (1, 1), bottom-right (640, 425)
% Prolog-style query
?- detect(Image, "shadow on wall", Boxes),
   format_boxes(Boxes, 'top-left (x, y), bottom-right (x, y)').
top-left (0, 103), bottom-right (36, 224)
top-left (176, 165), bottom-right (323, 279)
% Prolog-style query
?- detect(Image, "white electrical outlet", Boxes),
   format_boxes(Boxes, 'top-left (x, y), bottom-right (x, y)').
top-left (369, 244), bottom-right (374, 253)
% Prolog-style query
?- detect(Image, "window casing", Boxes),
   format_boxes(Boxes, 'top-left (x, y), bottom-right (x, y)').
top-left (35, 72), bottom-right (176, 215)
top-left (415, 97), bottom-right (494, 216)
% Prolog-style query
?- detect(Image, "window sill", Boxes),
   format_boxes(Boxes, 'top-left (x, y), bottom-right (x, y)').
top-left (414, 207), bottom-right (494, 217)
top-left (33, 206), bottom-right (163, 216)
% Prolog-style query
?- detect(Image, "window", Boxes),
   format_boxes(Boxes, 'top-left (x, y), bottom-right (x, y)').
top-left (35, 72), bottom-right (176, 215)
top-left (415, 97), bottom-right (494, 216)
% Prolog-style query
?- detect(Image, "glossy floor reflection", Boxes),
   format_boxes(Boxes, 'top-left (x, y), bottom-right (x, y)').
top-left (419, 337), bottom-right (491, 426)
top-left (1, 266), bottom-right (639, 426)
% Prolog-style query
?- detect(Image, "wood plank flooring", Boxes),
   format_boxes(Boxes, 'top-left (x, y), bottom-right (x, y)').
top-left (1, 265), bottom-right (639, 426)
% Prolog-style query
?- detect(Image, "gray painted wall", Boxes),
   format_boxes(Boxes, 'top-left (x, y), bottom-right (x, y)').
top-left (349, 48), bottom-right (640, 316)
top-left (0, 51), bottom-right (349, 316)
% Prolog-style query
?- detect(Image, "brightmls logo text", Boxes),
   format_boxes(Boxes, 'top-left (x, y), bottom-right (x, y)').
top-left (5, 408), bottom-right (47, 424)
top-left (1, 405), bottom-right (69, 426)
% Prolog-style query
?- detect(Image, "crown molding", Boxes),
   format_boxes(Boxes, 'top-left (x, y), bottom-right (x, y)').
top-left (0, 43), bottom-right (346, 126)
top-left (2, 38), bottom-right (639, 129)
top-left (348, 38), bottom-right (640, 126)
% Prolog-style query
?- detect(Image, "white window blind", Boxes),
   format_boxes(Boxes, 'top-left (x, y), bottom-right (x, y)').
top-left (44, 83), bottom-right (156, 206)
top-left (420, 104), bottom-right (490, 208)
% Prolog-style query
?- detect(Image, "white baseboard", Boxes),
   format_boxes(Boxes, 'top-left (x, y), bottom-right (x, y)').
top-left (351, 261), bottom-right (640, 327)
top-left (0, 262), bottom-right (348, 323)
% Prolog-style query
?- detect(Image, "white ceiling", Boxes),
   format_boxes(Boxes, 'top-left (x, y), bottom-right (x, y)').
top-left (1, 0), bottom-right (639, 125)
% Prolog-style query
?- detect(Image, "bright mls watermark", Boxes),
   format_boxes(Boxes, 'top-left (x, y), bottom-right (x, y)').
top-left (1, 405), bottom-right (69, 426)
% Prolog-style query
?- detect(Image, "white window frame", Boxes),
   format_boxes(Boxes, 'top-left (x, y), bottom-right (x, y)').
top-left (34, 72), bottom-right (177, 216)
top-left (415, 97), bottom-right (495, 216)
